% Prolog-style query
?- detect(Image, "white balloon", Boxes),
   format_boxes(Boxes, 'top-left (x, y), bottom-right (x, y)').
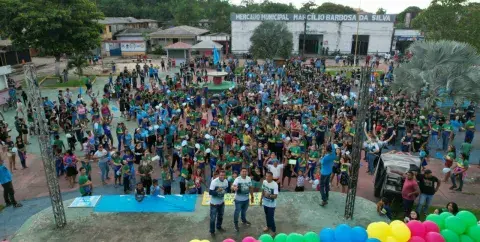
top-left (241, 146), bottom-right (246, 151)
top-left (182, 103), bottom-right (186, 106)
top-left (206, 148), bottom-right (211, 153)
top-left (330, 92), bottom-right (335, 97)
top-left (148, 127), bottom-right (153, 131)
top-left (205, 134), bottom-right (211, 139)
top-left (266, 107), bottom-right (271, 113)
top-left (309, 91), bottom-right (313, 95)
top-left (245, 124), bottom-right (249, 128)
top-left (195, 143), bottom-right (200, 149)
top-left (154, 125), bottom-right (159, 130)
top-left (155, 105), bottom-right (160, 110)
top-left (286, 137), bottom-right (291, 141)
top-left (66, 133), bottom-right (72, 138)
top-left (232, 117), bottom-right (238, 122)
top-left (181, 140), bottom-right (187, 147)
top-left (151, 156), bottom-right (160, 162)
top-left (12, 147), bottom-right (18, 153)
top-left (211, 104), bottom-right (215, 108)
top-left (94, 123), bottom-right (99, 129)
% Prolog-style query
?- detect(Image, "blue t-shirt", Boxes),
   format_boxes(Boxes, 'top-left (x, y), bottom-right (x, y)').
top-left (320, 145), bottom-right (337, 175)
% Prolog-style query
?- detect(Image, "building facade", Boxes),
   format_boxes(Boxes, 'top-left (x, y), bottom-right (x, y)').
top-left (231, 13), bottom-right (396, 55)
top-left (98, 17), bottom-right (158, 41)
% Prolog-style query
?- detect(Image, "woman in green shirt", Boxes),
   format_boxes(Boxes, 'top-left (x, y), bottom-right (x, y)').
top-left (441, 119), bottom-right (453, 151)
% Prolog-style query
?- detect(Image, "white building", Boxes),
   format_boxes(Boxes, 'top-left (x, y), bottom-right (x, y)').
top-left (231, 13), bottom-right (396, 55)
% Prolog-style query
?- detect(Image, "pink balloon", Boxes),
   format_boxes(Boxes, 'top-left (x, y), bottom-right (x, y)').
top-left (424, 232), bottom-right (445, 242)
top-left (242, 237), bottom-right (257, 242)
top-left (409, 236), bottom-right (426, 242)
top-left (422, 221), bottom-right (440, 233)
top-left (407, 220), bottom-right (426, 237)
top-left (223, 239), bottom-right (236, 242)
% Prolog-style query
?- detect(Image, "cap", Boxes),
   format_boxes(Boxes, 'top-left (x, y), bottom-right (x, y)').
top-left (424, 169), bottom-right (432, 174)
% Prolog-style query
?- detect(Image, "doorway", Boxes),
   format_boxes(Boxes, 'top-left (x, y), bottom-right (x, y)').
top-left (351, 35), bottom-right (369, 55)
top-left (299, 34), bottom-right (323, 54)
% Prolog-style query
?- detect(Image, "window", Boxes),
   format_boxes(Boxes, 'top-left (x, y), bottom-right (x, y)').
top-left (108, 26), bottom-right (112, 33)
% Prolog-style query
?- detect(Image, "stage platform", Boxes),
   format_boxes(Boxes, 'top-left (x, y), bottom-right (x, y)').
top-left (12, 192), bottom-right (387, 242)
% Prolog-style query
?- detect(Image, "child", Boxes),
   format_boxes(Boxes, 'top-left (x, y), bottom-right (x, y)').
top-left (377, 197), bottom-right (392, 220)
top-left (227, 170), bottom-right (237, 193)
top-left (179, 163), bottom-right (190, 194)
top-left (55, 149), bottom-right (64, 177)
top-left (111, 152), bottom-right (122, 187)
top-left (294, 169), bottom-right (305, 192)
top-left (135, 182), bottom-right (146, 202)
top-left (80, 159), bottom-right (92, 181)
top-left (419, 145), bottom-right (428, 171)
top-left (251, 167), bottom-right (262, 192)
top-left (121, 160), bottom-right (131, 194)
top-left (161, 164), bottom-right (173, 195)
top-left (185, 175), bottom-right (197, 194)
top-left (150, 179), bottom-right (161, 196)
top-left (339, 156), bottom-right (351, 193)
top-left (404, 211), bottom-right (419, 223)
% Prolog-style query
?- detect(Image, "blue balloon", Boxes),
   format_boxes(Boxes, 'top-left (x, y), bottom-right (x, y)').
top-left (320, 228), bottom-right (335, 242)
top-left (334, 224), bottom-right (352, 241)
top-left (350, 226), bottom-right (367, 242)
top-left (366, 239), bottom-right (381, 242)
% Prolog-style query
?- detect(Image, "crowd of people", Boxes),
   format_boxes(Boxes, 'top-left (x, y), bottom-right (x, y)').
top-left (0, 54), bottom-right (476, 235)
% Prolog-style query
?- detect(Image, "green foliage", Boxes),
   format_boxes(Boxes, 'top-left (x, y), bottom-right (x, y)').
top-left (67, 54), bottom-right (89, 77)
top-left (395, 6), bottom-right (422, 26)
top-left (152, 46), bottom-right (166, 55)
top-left (170, 0), bottom-right (202, 26)
top-left (97, 0), bottom-right (173, 23)
top-left (299, 1), bottom-right (317, 12)
top-left (412, 0), bottom-right (480, 50)
top-left (249, 21), bottom-right (293, 59)
top-left (376, 8), bottom-right (386, 14)
top-left (392, 40), bottom-right (480, 107)
top-left (0, 0), bottom-right (104, 57)
top-left (314, 2), bottom-right (357, 14)
top-left (202, 0), bottom-right (233, 33)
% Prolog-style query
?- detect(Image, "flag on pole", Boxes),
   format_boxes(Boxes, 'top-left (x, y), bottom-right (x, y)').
top-left (213, 45), bottom-right (220, 65)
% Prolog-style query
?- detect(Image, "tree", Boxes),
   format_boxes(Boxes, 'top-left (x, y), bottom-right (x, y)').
top-left (249, 21), bottom-right (293, 59)
top-left (259, 0), bottom-right (297, 13)
top-left (299, 1), bottom-right (317, 12)
top-left (395, 6), bottom-right (422, 26)
top-left (67, 54), bottom-right (89, 77)
top-left (0, 0), bottom-right (104, 76)
top-left (315, 2), bottom-right (357, 14)
top-left (412, 0), bottom-right (480, 50)
top-left (392, 40), bottom-right (480, 109)
top-left (376, 8), bottom-right (386, 14)
top-left (202, 0), bottom-right (233, 33)
top-left (170, 0), bottom-right (202, 25)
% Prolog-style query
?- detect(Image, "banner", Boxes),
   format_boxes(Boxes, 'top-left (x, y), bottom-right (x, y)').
top-left (69, 195), bottom-right (101, 208)
top-left (201, 192), bottom-right (262, 206)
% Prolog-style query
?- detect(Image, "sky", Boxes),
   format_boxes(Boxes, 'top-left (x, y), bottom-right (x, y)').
top-left (229, 0), bottom-right (477, 14)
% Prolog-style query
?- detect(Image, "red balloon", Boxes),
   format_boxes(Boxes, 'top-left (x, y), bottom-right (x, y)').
top-left (424, 232), bottom-right (445, 242)
top-left (407, 220), bottom-right (426, 237)
top-left (423, 221), bottom-right (440, 233)
top-left (409, 236), bottom-right (426, 242)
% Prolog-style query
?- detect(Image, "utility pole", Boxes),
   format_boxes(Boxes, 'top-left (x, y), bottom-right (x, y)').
top-left (24, 64), bottom-right (67, 228)
top-left (302, 13), bottom-right (307, 57)
top-left (344, 66), bottom-right (371, 219)
top-left (353, 0), bottom-right (362, 66)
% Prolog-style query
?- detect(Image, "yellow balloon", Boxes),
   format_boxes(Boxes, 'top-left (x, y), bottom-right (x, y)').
top-left (377, 221), bottom-right (392, 236)
top-left (389, 220), bottom-right (405, 228)
top-left (190, 240), bottom-right (201, 242)
top-left (386, 236), bottom-right (398, 242)
top-left (200, 240), bottom-right (210, 242)
top-left (390, 223), bottom-right (411, 242)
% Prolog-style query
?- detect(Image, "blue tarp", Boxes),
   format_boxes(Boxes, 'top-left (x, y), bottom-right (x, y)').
top-left (94, 195), bottom-right (197, 213)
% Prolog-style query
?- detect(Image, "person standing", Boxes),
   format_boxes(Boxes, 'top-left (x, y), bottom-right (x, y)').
top-left (260, 171), bottom-right (278, 236)
top-left (78, 167), bottom-right (92, 196)
top-left (0, 159), bottom-right (22, 207)
top-left (415, 170), bottom-right (440, 217)
top-left (232, 168), bottom-right (254, 232)
top-left (319, 144), bottom-right (336, 206)
top-left (93, 145), bottom-right (109, 185)
top-left (208, 170), bottom-right (228, 236)
top-left (393, 170), bottom-right (420, 218)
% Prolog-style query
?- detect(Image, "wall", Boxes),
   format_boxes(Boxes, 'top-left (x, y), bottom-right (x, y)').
top-left (151, 38), bottom-right (195, 48)
top-left (117, 36), bottom-right (144, 41)
top-left (231, 21), bottom-right (394, 54)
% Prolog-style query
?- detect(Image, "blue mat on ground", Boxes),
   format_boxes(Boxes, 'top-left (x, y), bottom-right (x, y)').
top-left (94, 195), bottom-right (197, 213)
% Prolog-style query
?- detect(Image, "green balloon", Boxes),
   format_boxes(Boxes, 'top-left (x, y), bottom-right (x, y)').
top-left (466, 225), bottom-right (480, 242)
top-left (460, 235), bottom-right (475, 242)
top-left (441, 229), bottom-right (461, 242)
top-left (259, 234), bottom-right (274, 242)
top-left (456, 211), bottom-right (478, 228)
top-left (426, 214), bottom-right (446, 230)
top-left (445, 216), bottom-right (467, 235)
top-left (286, 233), bottom-right (303, 242)
top-left (303, 232), bottom-right (319, 242)
top-left (440, 212), bottom-right (454, 220)
top-left (274, 233), bottom-right (288, 242)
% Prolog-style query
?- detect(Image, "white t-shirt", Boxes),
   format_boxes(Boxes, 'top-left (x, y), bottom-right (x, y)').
top-left (94, 149), bottom-right (108, 163)
top-left (262, 180), bottom-right (279, 208)
top-left (209, 177), bottom-right (228, 205)
top-left (267, 164), bottom-right (284, 179)
top-left (233, 176), bottom-right (252, 202)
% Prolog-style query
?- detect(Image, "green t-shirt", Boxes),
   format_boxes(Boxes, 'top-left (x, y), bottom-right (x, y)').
top-left (442, 123), bottom-right (453, 132)
top-left (309, 151), bottom-right (319, 160)
top-left (81, 161), bottom-right (91, 174)
top-left (289, 146), bottom-right (301, 156)
top-left (53, 140), bottom-right (64, 151)
top-left (101, 98), bottom-right (109, 105)
top-left (461, 142), bottom-right (472, 155)
top-left (78, 175), bottom-right (89, 195)
top-left (180, 168), bottom-right (189, 178)
top-left (466, 120), bottom-right (475, 130)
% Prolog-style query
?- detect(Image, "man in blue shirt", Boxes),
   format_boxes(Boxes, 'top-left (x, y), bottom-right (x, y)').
top-left (0, 159), bottom-right (22, 207)
top-left (319, 144), bottom-right (336, 206)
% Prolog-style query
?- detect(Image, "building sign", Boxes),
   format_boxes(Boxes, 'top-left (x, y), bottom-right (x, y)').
top-left (395, 36), bottom-right (425, 41)
top-left (231, 13), bottom-right (396, 22)
top-left (121, 42), bottom-right (146, 52)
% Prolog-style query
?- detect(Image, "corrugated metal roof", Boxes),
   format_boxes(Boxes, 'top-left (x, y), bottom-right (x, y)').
top-left (149, 25), bottom-right (209, 38)
top-left (191, 40), bottom-right (223, 50)
top-left (98, 17), bottom-right (157, 25)
top-left (164, 42), bottom-right (192, 50)
top-left (116, 28), bottom-right (159, 36)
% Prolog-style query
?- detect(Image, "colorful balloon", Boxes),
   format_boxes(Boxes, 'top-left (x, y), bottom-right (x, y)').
top-left (391, 220), bottom-right (406, 227)
top-left (440, 212), bottom-right (454, 221)
top-left (242, 236), bottom-right (257, 242)
top-left (460, 235), bottom-right (474, 242)
top-left (334, 224), bottom-right (352, 241)
top-left (423, 221), bottom-right (440, 233)
top-left (367, 222), bottom-right (390, 242)
top-left (274, 233), bottom-right (287, 242)
top-left (190, 240), bottom-right (201, 242)
top-left (441, 229), bottom-right (460, 242)
top-left (366, 239), bottom-right (381, 242)
top-left (386, 236), bottom-right (398, 242)
top-left (302, 232), bottom-right (319, 242)
top-left (425, 232), bottom-right (445, 242)
top-left (456, 211), bottom-right (478, 228)
top-left (409, 236), bottom-right (426, 242)
top-left (391, 222), bottom-right (411, 242)
top-left (466, 225), bottom-right (480, 242)
top-left (223, 239), bottom-right (236, 242)
top-left (426, 214), bottom-right (445, 230)
top-left (320, 228), bottom-right (335, 242)
top-left (351, 226), bottom-right (368, 242)
top-left (445, 216), bottom-right (467, 235)
top-left (285, 233), bottom-right (303, 242)
top-left (407, 220), bottom-right (426, 238)
top-left (258, 234), bottom-right (274, 242)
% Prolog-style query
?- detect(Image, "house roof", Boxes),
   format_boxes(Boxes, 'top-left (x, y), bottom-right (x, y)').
top-left (164, 42), bottom-right (192, 50)
top-left (98, 17), bottom-right (157, 25)
top-left (191, 40), bottom-right (223, 50)
top-left (116, 28), bottom-right (158, 37)
top-left (205, 32), bottom-right (230, 37)
top-left (0, 40), bottom-right (12, 47)
top-left (149, 25), bottom-right (209, 38)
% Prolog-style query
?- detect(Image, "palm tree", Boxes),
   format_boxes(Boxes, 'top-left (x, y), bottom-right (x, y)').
top-left (67, 53), bottom-right (89, 78)
top-left (392, 40), bottom-right (480, 110)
